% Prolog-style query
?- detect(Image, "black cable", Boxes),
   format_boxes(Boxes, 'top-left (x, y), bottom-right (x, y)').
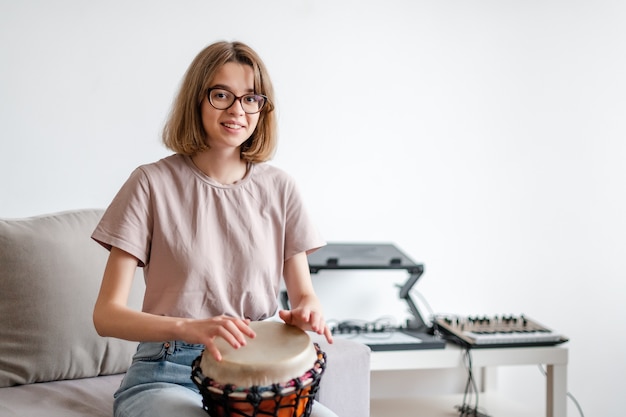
top-left (456, 348), bottom-right (490, 417)
top-left (460, 349), bottom-right (472, 410)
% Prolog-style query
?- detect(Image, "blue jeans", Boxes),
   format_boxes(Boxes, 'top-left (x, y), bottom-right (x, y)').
top-left (114, 341), bottom-right (338, 417)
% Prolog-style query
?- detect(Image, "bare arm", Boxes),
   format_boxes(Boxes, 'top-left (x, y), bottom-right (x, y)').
top-left (278, 251), bottom-right (333, 343)
top-left (92, 247), bottom-right (255, 360)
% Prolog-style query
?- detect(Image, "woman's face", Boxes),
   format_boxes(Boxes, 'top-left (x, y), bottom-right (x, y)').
top-left (201, 62), bottom-right (260, 152)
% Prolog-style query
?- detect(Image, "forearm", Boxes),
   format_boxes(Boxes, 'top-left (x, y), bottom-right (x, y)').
top-left (283, 252), bottom-right (318, 304)
top-left (281, 252), bottom-right (333, 342)
top-left (93, 301), bottom-right (189, 342)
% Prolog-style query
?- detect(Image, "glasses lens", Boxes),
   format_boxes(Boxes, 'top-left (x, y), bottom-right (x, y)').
top-left (241, 94), bottom-right (266, 114)
top-left (208, 89), bottom-right (235, 110)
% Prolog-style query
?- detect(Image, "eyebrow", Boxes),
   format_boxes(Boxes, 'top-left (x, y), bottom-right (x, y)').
top-left (209, 84), bottom-right (255, 93)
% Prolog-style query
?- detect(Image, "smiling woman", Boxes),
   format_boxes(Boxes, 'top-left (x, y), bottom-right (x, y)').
top-left (90, 40), bottom-right (338, 417)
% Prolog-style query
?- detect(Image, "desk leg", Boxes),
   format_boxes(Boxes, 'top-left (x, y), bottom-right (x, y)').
top-left (480, 366), bottom-right (498, 392)
top-left (546, 364), bottom-right (567, 417)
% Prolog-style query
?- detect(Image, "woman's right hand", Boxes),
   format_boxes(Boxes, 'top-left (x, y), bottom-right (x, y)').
top-left (180, 315), bottom-right (256, 361)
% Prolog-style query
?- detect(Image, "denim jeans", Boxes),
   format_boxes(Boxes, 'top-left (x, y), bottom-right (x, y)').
top-left (114, 341), bottom-right (338, 417)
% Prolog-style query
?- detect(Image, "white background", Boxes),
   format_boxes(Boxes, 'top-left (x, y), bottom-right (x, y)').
top-left (2, 1), bottom-right (625, 416)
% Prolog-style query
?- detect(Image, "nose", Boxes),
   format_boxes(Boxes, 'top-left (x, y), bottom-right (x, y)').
top-left (227, 98), bottom-right (245, 115)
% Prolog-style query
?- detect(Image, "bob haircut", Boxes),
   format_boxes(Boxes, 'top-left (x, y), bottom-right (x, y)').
top-left (162, 41), bottom-right (277, 163)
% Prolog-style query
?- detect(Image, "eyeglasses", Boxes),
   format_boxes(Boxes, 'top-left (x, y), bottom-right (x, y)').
top-left (206, 88), bottom-right (268, 114)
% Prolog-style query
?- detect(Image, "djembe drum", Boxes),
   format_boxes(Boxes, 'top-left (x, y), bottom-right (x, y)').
top-left (191, 321), bottom-right (327, 417)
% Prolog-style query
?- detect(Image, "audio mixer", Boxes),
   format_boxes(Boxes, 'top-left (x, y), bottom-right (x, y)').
top-left (433, 314), bottom-right (568, 348)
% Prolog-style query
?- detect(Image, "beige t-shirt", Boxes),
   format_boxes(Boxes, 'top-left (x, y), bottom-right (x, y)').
top-left (92, 154), bottom-right (325, 320)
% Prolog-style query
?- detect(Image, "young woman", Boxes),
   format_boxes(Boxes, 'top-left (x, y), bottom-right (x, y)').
top-left (92, 40), bottom-right (336, 417)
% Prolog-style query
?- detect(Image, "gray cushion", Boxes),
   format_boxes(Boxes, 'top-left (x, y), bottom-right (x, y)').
top-left (0, 209), bottom-right (144, 387)
top-left (0, 374), bottom-right (123, 417)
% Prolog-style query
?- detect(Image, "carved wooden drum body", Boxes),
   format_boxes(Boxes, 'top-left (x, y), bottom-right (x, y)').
top-left (191, 321), bottom-right (326, 417)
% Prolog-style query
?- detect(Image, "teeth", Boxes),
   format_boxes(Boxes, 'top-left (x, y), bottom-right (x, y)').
top-left (223, 123), bottom-right (242, 129)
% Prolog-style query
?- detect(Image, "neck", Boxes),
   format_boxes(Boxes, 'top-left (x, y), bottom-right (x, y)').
top-left (191, 150), bottom-right (248, 185)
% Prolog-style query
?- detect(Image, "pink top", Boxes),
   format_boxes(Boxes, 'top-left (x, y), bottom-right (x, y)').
top-left (92, 154), bottom-right (325, 320)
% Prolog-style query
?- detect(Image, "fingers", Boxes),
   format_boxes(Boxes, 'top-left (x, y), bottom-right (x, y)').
top-left (215, 320), bottom-right (246, 348)
top-left (278, 309), bottom-right (292, 324)
top-left (280, 308), bottom-right (311, 328)
top-left (204, 340), bottom-right (223, 362)
top-left (229, 317), bottom-right (256, 341)
top-left (323, 324), bottom-right (334, 344)
top-left (195, 316), bottom-right (256, 361)
top-left (279, 308), bottom-right (332, 343)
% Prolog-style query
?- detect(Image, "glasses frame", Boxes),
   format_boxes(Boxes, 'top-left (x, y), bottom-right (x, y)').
top-left (206, 87), bottom-right (268, 114)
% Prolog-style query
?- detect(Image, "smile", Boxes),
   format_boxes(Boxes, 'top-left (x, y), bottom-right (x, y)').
top-left (222, 122), bottom-right (244, 130)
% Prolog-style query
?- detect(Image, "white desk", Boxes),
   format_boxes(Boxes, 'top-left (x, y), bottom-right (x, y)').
top-left (370, 344), bottom-right (568, 417)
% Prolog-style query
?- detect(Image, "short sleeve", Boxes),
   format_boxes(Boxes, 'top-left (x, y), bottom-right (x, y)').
top-left (283, 177), bottom-right (326, 260)
top-left (91, 167), bottom-right (154, 266)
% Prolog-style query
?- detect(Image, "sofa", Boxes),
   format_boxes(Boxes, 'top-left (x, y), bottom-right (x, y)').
top-left (0, 209), bottom-right (371, 417)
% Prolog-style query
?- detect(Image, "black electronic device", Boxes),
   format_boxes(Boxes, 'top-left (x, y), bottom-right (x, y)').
top-left (305, 243), bottom-right (445, 350)
top-left (433, 314), bottom-right (569, 348)
top-left (330, 328), bottom-right (436, 351)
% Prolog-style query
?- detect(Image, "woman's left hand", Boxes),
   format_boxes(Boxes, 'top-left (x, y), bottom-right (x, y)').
top-left (278, 307), bottom-right (333, 344)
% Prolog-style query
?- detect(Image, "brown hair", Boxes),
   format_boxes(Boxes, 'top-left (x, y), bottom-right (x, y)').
top-left (162, 41), bottom-right (277, 162)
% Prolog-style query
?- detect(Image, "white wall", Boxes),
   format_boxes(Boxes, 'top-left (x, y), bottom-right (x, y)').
top-left (2, 1), bottom-right (625, 415)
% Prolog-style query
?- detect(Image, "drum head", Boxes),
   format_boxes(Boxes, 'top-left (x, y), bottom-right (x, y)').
top-left (199, 321), bottom-right (318, 387)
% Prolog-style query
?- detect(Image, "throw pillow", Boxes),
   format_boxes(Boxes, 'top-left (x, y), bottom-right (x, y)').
top-left (0, 209), bottom-right (144, 387)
